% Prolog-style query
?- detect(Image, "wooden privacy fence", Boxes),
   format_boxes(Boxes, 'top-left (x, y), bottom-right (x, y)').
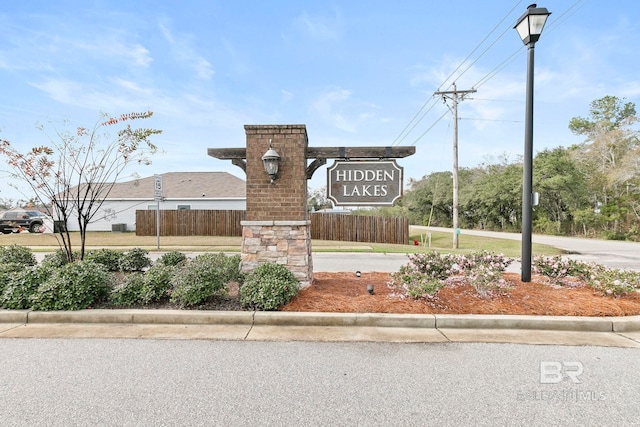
top-left (136, 210), bottom-right (245, 236)
top-left (136, 210), bottom-right (409, 244)
top-left (310, 213), bottom-right (409, 244)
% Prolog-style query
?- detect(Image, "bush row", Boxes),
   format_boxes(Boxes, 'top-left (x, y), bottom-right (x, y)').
top-left (389, 250), bottom-right (640, 300)
top-left (0, 246), bottom-right (300, 311)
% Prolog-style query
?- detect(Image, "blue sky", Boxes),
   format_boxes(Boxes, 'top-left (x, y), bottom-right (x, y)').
top-left (1, 0), bottom-right (638, 202)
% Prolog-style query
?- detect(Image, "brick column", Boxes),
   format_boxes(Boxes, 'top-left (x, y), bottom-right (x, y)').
top-left (241, 125), bottom-right (313, 286)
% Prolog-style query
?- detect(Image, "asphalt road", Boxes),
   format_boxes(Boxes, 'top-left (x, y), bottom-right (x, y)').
top-left (1, 339), bottom-right (638, 426)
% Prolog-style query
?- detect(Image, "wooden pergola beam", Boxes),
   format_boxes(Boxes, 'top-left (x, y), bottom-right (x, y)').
top-left (208, 146), bottom-right (416, 179)
top-left (207, 147), bottom-right (247, 160)
top-left (306, 146), bottom-right (415, 159)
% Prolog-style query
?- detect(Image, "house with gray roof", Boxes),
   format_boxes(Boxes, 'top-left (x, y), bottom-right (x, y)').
top-left (63, 172), bottom-right (246, 232)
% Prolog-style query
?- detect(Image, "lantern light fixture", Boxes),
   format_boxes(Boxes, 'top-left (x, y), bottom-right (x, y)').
top-left (514, 4), bottom-right (551, 46)
top-left (262, 139), bottom-right (280, 184)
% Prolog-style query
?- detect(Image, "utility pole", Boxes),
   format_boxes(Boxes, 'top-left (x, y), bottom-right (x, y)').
top-left (434, 83), bottom-right (476, 249)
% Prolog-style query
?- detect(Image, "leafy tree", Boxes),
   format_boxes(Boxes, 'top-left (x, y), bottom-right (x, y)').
top-left (533, 147), bottom-right (588, 234)
top-left (402, 172), bottom-right (453, 226)
top-left (0, 112), bottom-right (161, 261)
top-left (461, 161), bottom-right (521, 231)
top-left (568, 96), bottom-right (639, 238)
top-left (569, 95), bottom-right (636, 135)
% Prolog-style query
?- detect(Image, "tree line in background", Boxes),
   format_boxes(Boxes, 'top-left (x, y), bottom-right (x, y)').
top-left (365, 96), bottom-right (640, 241)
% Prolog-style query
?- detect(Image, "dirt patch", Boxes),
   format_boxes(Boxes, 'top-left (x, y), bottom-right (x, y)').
top-left (281, 272), bottom-right (640, 317)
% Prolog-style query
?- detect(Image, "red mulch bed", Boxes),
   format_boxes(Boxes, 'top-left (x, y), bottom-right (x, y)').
top-left (281, 272), bottom-right (640, 316)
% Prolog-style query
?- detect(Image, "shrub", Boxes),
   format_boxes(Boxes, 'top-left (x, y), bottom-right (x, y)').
top-left (405, 252), bottom-right (457, 280)
top-left (405, 276), bottom-right (446, 300)
top-left (390, 251), bottom-right (514, 300)
top-left (85, 248), bottom-right (122, 271)
top-left (140, 263), bottom-right (176, 303)
top-left (457, 250), bottom-right (513, 272)
top-left (532, 255), bottom-right (640, 296)
top-left (1, 265), bottom-right (55, 309)
top-left (587, 268), bottom-right (640, 296)
top-left (532, 255), bottom-right (573, 283)
top-left (109, 273), bottom-right (146, 306)
top-left (41, 249), bottom-right (80, 268)
top-left (157, 251), bottom-right (187, 267)
top-left (119, 248), bottom-right (152, 272)
top-left (464, 265), bottom-right (511, 298)
top-left (169, 253), bottom-right (239, 307)
top-left (30, 261), bottom-right (111, 311)
top-left (239, 263), bottom-right (300, 311)
top-left (0, 264), bottom-right (16, 297)
top-left (388, 264), bottom-right (444, 300)
top-left (0, 244), bottom-right (36, 266)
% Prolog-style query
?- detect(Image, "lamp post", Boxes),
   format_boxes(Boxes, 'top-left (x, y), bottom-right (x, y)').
top-left (514, 4), bottom-right (551, 282)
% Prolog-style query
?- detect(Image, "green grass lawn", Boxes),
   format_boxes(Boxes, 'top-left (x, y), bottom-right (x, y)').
top-left (0, 229), bottom-right (562, 257)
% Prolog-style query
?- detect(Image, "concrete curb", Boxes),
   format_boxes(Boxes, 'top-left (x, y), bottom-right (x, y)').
top-left (253, 312), bottom-right (436, 328)
top-left (609, 316), bottom-right (640, 332)
top-left (434, 314), bottom-right (615, 332)
top-left (1, 309), bottom-right (639, 332)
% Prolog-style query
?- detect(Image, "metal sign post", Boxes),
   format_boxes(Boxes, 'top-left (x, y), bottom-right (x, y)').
top-left (154, 174), bottom-right (163, 249)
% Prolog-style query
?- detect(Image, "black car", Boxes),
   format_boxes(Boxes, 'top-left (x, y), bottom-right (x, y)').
top-left (0, 210), bottom-right (50, 233)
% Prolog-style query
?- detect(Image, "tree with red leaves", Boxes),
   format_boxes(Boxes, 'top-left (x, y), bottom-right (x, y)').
top-left (0, 111), bottom-right (161, 262)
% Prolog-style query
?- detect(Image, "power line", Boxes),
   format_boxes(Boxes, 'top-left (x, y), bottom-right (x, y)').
top-left (394, 0), bottom-right (587, 148)
top-left (393, 1), bottom-right (524, 146)
top-left (391, 98), bottom-right (440, 146)
top-left (409, 109), bottom-right (449, 146)
top-left (436, 0), bottom-right (525, 92)
top-left (474, 0), bottom-right (588, 89)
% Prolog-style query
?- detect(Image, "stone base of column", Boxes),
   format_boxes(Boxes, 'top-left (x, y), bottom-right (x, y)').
top-left (240, 220), bottom-right (313, 287)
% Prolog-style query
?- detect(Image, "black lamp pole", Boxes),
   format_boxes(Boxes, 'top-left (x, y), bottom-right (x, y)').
top-left (521, 41), bottom-right (535, 282)
top-left (514, 4), bottom-right (551, 282)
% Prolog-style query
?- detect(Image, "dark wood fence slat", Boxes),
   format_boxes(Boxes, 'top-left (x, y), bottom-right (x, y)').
top-left (135, 210), bottom-right (408, 244)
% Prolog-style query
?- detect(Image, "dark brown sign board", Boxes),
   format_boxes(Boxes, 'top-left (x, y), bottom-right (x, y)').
top-left (327, 160), bottom-right (403, 206)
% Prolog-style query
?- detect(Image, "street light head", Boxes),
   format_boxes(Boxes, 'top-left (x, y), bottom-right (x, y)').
top-left (514, 4), bottom-right (551, 46)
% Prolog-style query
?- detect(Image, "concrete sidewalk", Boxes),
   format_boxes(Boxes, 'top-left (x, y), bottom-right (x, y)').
top-left (2, 309), bottom-right (639, 348)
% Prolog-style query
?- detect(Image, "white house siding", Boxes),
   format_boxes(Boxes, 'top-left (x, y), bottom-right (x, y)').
top-left (63, 198), bottom-right (246, 232)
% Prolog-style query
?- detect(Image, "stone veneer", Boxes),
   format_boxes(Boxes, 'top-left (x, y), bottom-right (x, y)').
top-left (240, 220), bottom-right (313, 287)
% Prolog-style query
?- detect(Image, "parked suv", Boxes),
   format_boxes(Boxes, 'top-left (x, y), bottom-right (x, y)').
top-left (0, 210), bottom-right (50, 233)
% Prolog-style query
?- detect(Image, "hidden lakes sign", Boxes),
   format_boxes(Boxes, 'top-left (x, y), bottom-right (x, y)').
top-left (327, 160), bottom-right (404, 206)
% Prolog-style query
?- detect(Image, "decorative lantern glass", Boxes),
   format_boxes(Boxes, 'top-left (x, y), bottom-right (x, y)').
top-left (262, 141), bottom-right (280, 183)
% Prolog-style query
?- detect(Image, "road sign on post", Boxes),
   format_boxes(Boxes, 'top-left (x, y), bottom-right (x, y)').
top-left (154, 174), bottom-right (163, 201)
top-left (153, 174), bottom-right (162, 249)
